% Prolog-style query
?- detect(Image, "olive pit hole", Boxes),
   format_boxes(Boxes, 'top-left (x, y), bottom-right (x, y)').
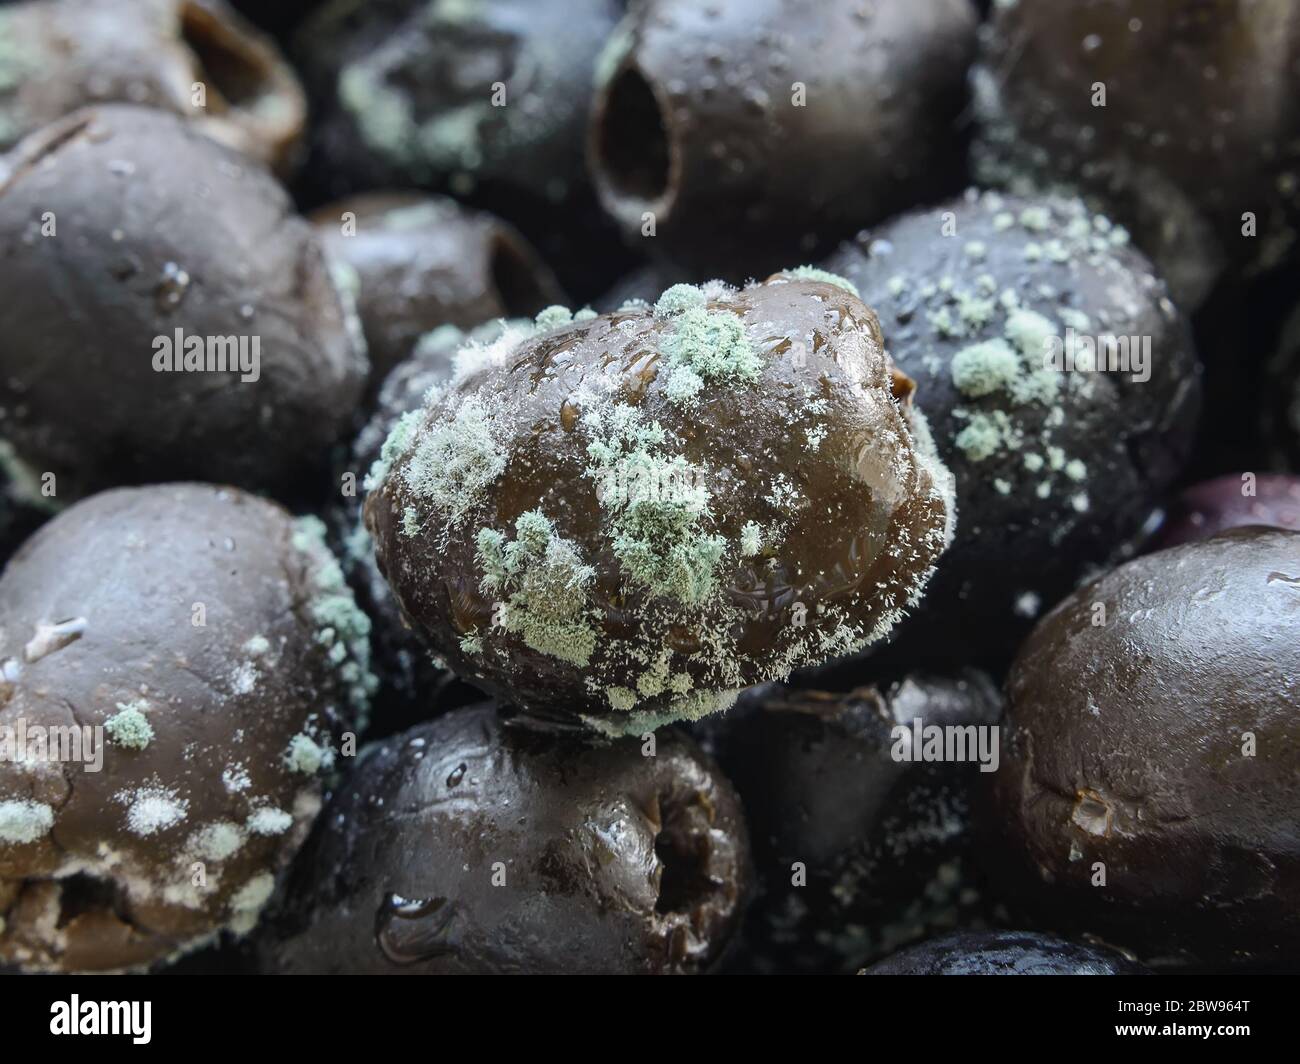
top-left (181, 2), bottom-right (269, 109)
top-left (653, 797), bottom-right (715, 915)
top-left (56, 873), bottom-right (129, 928)
top-left (596, 66), bottom-right (671, 204)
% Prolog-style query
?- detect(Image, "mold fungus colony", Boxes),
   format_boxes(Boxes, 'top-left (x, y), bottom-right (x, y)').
top-left (824, 191), bottom-right (1201, 662)
top-left (294, 0), bottom-right (623, 200)
top-left (364, 277), bottom-right (955, 736)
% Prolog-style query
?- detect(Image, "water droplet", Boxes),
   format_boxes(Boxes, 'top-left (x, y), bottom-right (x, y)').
top-left (23, 617), bottom-right (87, 664)
top-left (741, 86), bottom-right (769, 116)
top-left (155, 262), bottom-right (191, 312)
top-left (375, 894), bottom-right (457, 965)
top-left (446, 763), bottom-right (467, 787)
top-left (1082, 33), bottom-right (1102, 53)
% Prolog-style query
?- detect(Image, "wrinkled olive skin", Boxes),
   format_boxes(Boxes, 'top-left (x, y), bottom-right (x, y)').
top-left (993, 528), bottom-right (1300, 968)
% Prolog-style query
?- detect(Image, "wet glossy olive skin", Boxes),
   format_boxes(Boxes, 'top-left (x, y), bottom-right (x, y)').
top-left (265, 702), bottom-right (752, 974)
top-left (589, 0), bottom-right (976, 278)
top-left (0, 105), bottom-right (367, 502)
top-left (975, 0), bottom-right (1300, 308)
top-left (862, 930), bottom-right (1147, 975)
top-left (993, 528), bottom-right (1300, 967)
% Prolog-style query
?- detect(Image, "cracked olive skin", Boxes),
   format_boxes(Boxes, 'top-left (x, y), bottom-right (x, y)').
top-left (365, 277), bottom-right (954, 734)
top-left (0, 484), bottom-right (366, 973)
top-left (974, 0), bottom-right (1300, 309)
top-left (825, 192), bottom-right (1200, 667)
top-left (993, 528), bottom-right (1300, 968)
top-left (862, 930), bottom-right (1147, 976)
top-left (263, 702), bottom-right (752, 974)
top-left (696, 672), bottom-right (1003, 973)
top-left (0, 105), bottom-right (368, 502)
top-left (0, 0), bottom-right (307, 175)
